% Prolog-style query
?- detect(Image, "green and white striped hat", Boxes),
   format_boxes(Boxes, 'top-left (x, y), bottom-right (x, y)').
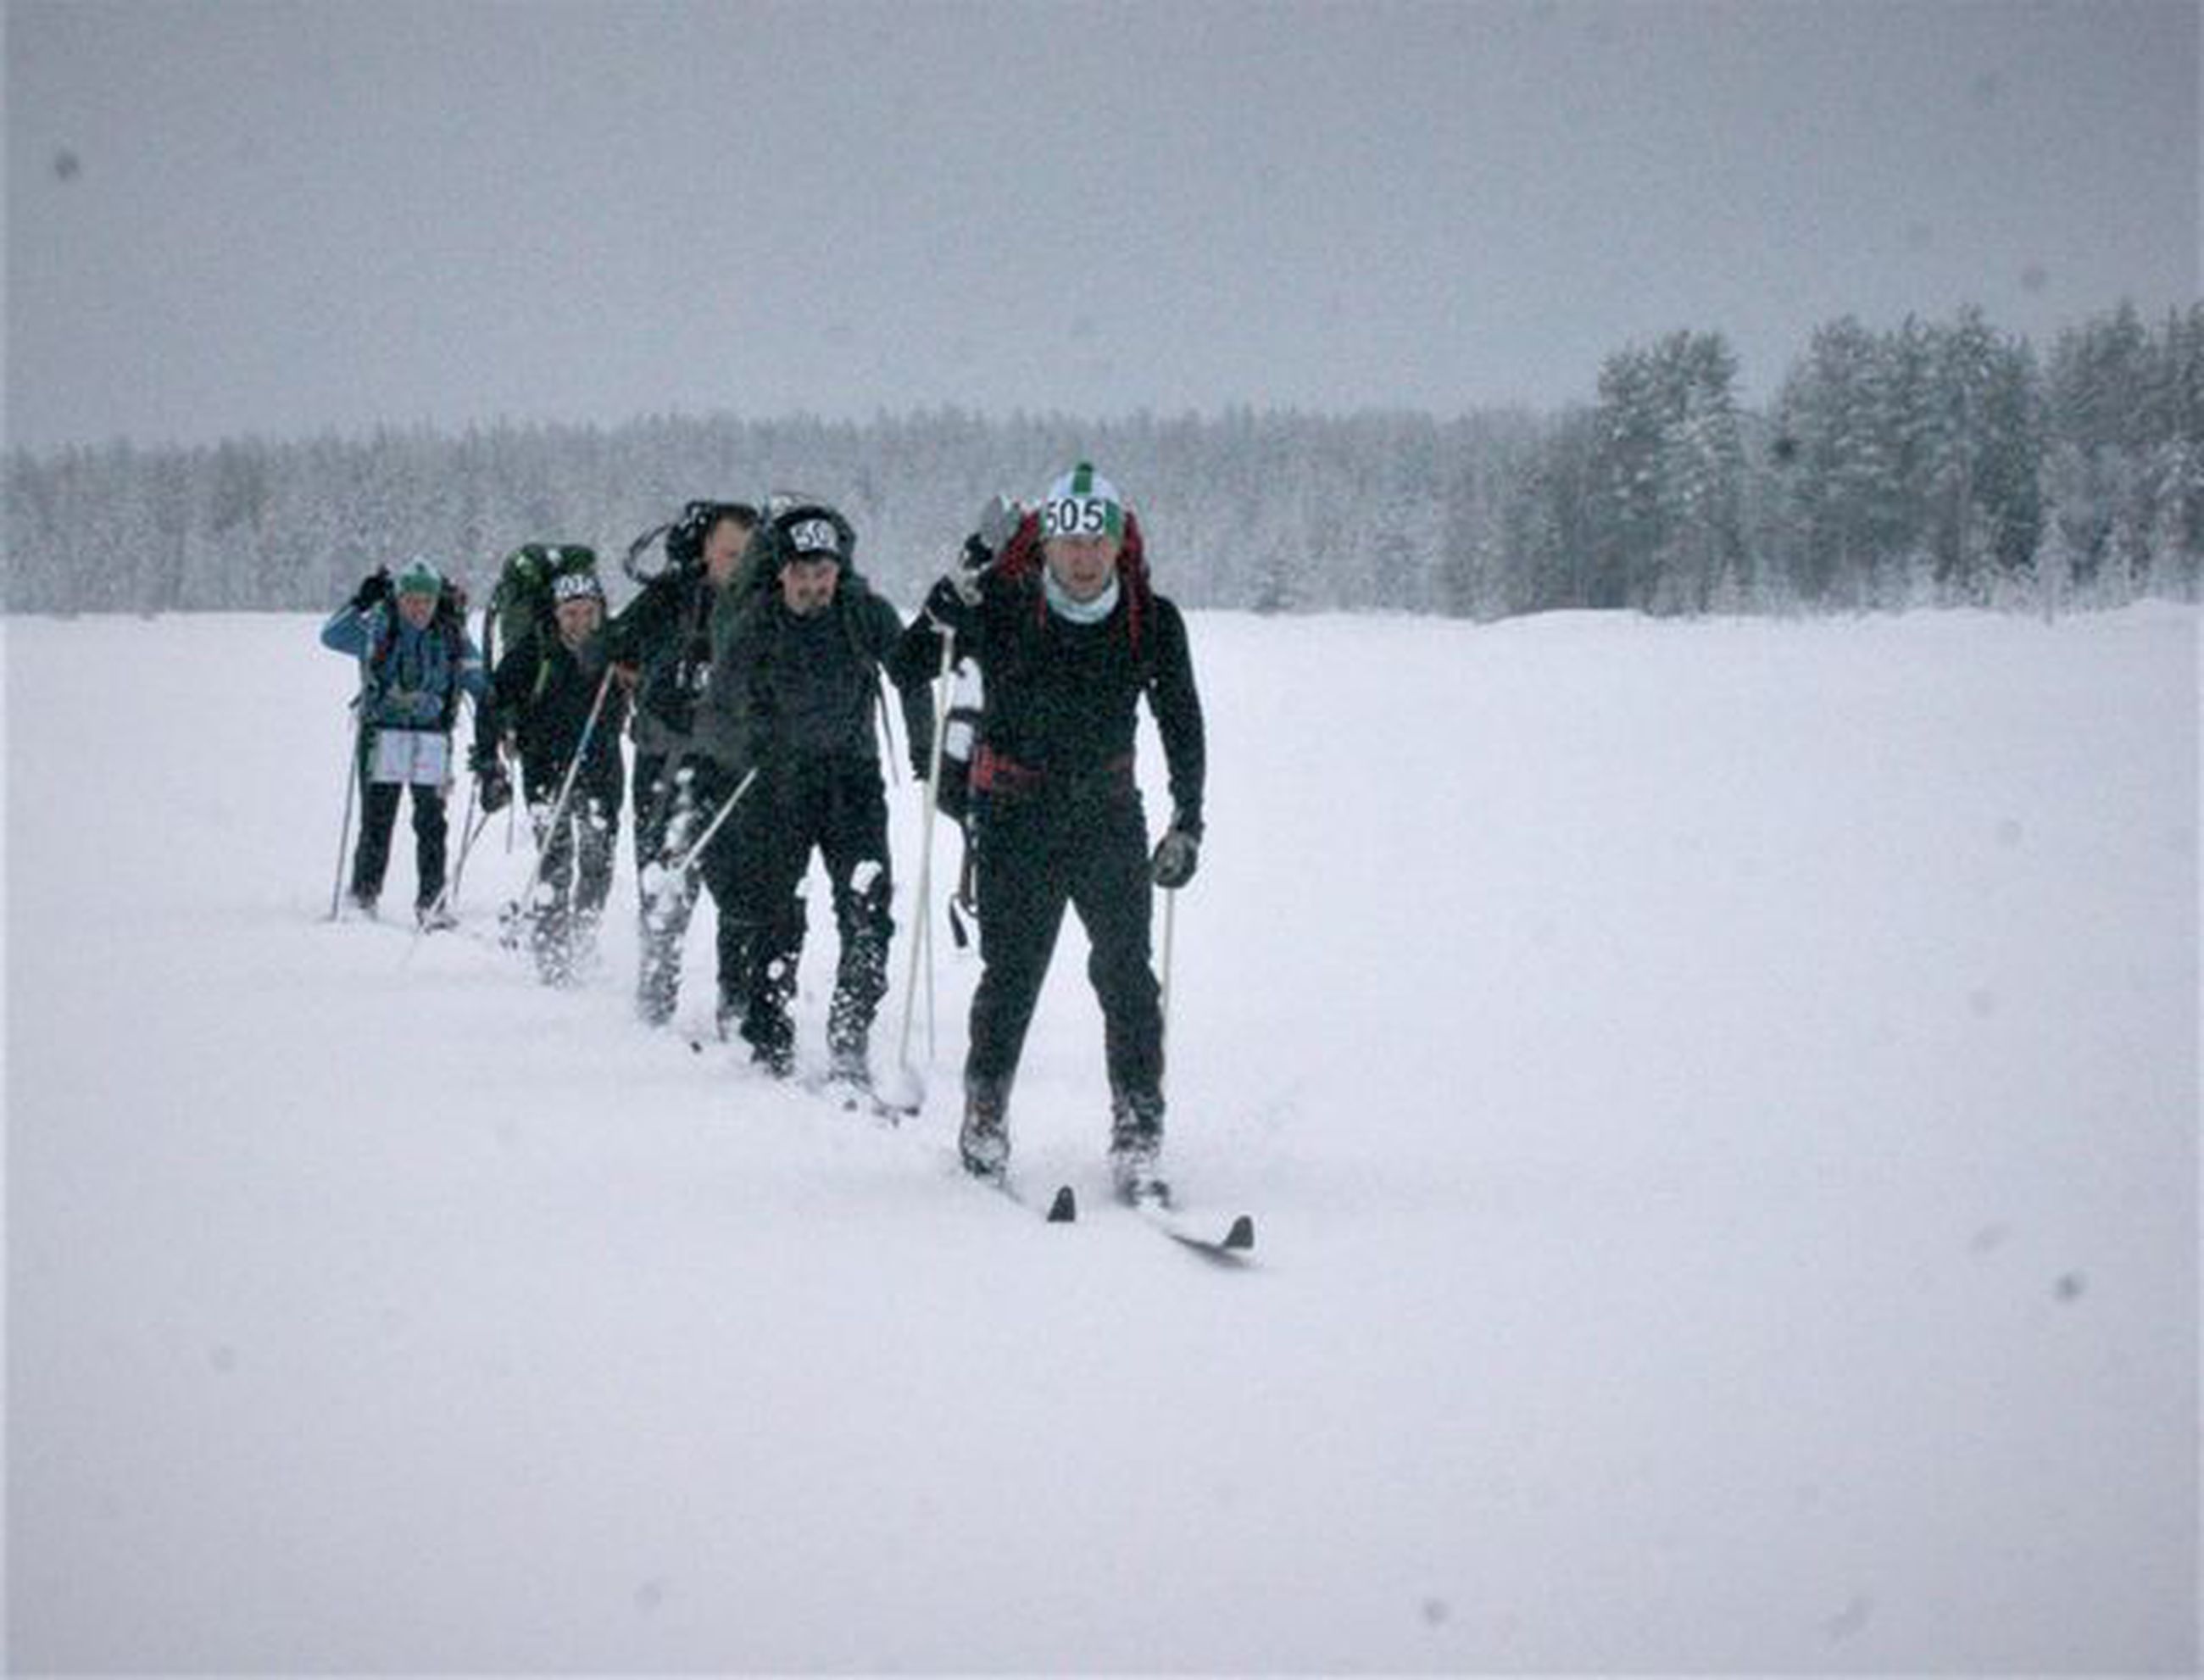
top-left (394, 555), bottom-right (443, 598)
top-left (1039, 462), bottom-right (1125, 540)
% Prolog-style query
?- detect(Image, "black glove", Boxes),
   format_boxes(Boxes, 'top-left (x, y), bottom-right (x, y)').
top-left (470, 738), bottom-right (512, 809)
top-left (921, 577), bottom-right (974, 626)
top-left (1150, 826), bottom-right (1199, 890)
top-left (925, 572), bottom-right (979, 634)
top-left (349, 569), bottom-right (392, 612)
top-left (927, 496), bottom-right (1021, 626)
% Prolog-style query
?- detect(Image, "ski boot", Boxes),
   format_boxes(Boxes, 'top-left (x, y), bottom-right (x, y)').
top-left (960, 1078), bottom-right (1010, 1182)
top-left (637, 923), bottom-right (681, 1026)
top-left (637, 974), bottom-right (676, 1029)
top-left (566, 910), bottom-right (603, 982)
top-left (742, 1003), bottom-right (795, 1080)
top-left (826, 1031), bottom-right (872, 1096)
top-left (415, 899), bottom-right (457, 933)
top-left (1109, 1086), bottom-right (1169, 1208)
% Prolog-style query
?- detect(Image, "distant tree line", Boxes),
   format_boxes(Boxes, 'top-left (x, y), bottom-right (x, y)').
top-left (6, 301), bottom-right (2198, 618)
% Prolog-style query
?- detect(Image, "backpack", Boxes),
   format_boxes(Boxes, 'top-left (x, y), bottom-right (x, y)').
top-left (483, 542), bottom-right (598, 671)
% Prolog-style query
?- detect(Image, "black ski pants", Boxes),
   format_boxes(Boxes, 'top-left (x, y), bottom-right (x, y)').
top-left (721, 755), bottom-right (894, 1063)
top-left (350, 744), bottom-right (448, 910)
top-left (966, 787), bottom-right (1163, 1105)
top-left (526, 765), bottom-right (622, 984)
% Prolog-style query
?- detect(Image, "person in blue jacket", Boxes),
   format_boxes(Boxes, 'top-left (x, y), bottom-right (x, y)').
top-left (321, 556), bottom-right (489, 926)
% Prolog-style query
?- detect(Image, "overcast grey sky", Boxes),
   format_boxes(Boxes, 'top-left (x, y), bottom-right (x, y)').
top-left (6, 0), bottom-right (2197, 451)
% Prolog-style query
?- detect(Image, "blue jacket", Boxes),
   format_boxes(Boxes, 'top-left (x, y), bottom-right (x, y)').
top-left (320, 602), bottom-right (487, 731)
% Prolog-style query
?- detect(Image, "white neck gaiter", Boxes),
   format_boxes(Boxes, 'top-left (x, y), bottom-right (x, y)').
top-left (1044, 569), bottom-right (1120, 625)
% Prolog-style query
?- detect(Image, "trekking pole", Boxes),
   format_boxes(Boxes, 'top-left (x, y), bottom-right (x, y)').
top-left (442, 685), bottom-right (492, 910)
top-left (431, 793), bottom-right (493, 919)
top-left (896, 631), bottom-right (959, 1075)
top-left (660, 765), bottom-right (759, 877)
top-left (1158, 882), bottom-right (1178, 1054)
top-left (326, 699), bottom-right (365, 921)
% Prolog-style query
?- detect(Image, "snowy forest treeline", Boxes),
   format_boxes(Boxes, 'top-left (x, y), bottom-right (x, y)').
top-left (6, 301), bottom-right (2199, 618)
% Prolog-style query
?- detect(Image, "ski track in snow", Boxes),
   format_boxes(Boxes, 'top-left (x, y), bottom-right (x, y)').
top-left (5, 605), bottom-right (2197, 1672)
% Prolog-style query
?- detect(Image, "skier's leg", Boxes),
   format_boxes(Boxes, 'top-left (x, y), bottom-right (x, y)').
top-left (821, 765), bottom-right (894, 1081)
top-left (961, 801), bottom-right (1070, 1171)
top-left (351, 779), bottom-right (401, 910)
top-left (411, 780), bottom-right (450, 915)
top-left (530, 798), bottom-right (576, 984)
top-left (1071, 796), bottom-right (1167, 1188)
top-left (637, 758), bottom-right (704, 1024)
top-left (576, 798), bottom-right (615, 917)
top-left (571, 794), bottom-right (616, 970)
top-left (716, 782), bottom-right (810, 1071)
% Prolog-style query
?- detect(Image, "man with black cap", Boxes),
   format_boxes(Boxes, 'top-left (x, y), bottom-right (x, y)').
top-left (900, 464), bottom-right (1206, 1207)
top-left (694, 501), bottom-right (933, 1082)
top-left (483, 561), bottom-right (628, 984)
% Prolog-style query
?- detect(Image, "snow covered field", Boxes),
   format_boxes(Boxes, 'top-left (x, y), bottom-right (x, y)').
top-left (7, 604), bottom-right (2197, 1672)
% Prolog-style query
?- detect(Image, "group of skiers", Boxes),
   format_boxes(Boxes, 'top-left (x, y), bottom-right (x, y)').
top-left (320, 467), bottom-right (1207, 1204)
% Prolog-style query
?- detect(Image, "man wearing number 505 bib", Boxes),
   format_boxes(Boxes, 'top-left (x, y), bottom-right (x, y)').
top-left (320, 556), bottom-right (489, 926)
top-left (898, 464), bottom-right (1207, 1209)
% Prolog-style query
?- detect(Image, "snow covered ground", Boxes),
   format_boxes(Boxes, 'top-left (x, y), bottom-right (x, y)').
top-left (7, 604), bottom-right (2197, 1672)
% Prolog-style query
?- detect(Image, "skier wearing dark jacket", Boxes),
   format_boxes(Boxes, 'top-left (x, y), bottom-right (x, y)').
top-left (898, 465), bottom-right (1206, 1204)
top-left (485, 566), bottom-right (628, 984)
top-left (605, 502), bottom-right (760, 1024)
top-left (694, 501), bottom-right (934, 1080)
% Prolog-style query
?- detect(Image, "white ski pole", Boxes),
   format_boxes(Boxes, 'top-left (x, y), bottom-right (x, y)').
top-left (326, 701), bottom-right (365, 921)
top-left (429, 792), bottom-right (492, 921)
top-left (896, 630), bottom-right (959, 1075)
top-left (1159, 882), bottom-right (1177, 1054)
top-left (662, 765), bottom-right (759, 878)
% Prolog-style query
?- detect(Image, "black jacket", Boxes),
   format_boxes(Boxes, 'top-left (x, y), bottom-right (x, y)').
top-left (491, 631), bottom-right (628, 806)
top-left (606, 567), bottom-right (716, 753)
top-left (895, 517), bottom-right (1205, 837)
top-left (699, 575), bottom-right (934, 779)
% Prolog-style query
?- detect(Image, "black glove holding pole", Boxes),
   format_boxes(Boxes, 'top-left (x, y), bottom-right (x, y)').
top-left (349, 569), bottom-right (392, 613)
top-left (1150, 826), bottom-right (1199, 889)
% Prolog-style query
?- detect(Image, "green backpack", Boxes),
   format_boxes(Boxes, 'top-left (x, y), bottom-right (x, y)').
top-left (483, 542), bottom-right (598, 668)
